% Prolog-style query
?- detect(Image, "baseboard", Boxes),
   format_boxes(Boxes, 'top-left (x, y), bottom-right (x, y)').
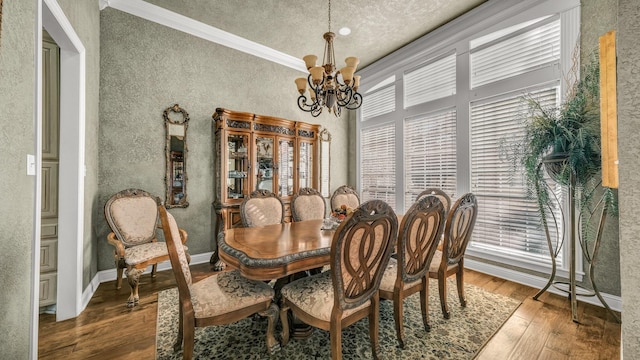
top-left (81, 252), bottom-right (213, 311)
top-left (465, 258), bottom-right (622, 312)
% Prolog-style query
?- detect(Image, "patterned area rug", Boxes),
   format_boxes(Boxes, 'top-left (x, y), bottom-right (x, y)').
top-left (156, 279), bottom-right (520, 359)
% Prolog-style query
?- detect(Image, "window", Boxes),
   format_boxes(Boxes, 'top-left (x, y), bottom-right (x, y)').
top-left (470, 87), bottom-right (563, 264)
top-left (404, 109), bottom-right (457, 210)
top-left (471, 17), bottom-right (560, 88)
top-left (361, 76), bottom-right (396, 120)
top-left (404, 54), bottom-right (456, 107)
top-left (356, 0), bottom-right (580, 274)
top-left (360, 124), bottom-right (396, 209)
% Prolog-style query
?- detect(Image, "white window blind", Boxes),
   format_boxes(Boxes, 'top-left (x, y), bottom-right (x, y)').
top-left (404, 54), bottom-right (456, 108)
top-left (404, 109), bottom-right (457, 210)
top-left (470, 87), bottom-right (563, 262)
top-left (361, 124), bottom-right (396, 209)
top-left (470, 17), bottom-right (560, 88)
top-left (320, 141), bottom-right (330, 198)
top-left (361, 84), bottom-right (395, 120)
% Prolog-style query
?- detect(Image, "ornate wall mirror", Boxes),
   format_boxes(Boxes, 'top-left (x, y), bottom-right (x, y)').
top-left (319, 128), bottom-right (331, 197)
top-left (164, 104), bottom-right (189, 208)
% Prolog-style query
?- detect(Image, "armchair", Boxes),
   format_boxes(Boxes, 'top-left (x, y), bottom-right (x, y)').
top-left (104, 188), bottom-right (188, 307)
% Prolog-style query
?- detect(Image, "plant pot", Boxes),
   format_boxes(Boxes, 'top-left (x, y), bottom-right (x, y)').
top-left (542, 152), bottom-right (569, 184)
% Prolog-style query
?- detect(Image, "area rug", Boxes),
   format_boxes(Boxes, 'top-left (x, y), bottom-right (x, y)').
top-left (156, 279), bottom-right (520, 359)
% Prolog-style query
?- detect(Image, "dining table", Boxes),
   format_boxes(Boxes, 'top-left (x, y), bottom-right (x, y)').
top-left (217, 219), bottom-right (334, 281)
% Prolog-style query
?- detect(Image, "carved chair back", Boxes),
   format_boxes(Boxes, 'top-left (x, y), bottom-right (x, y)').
top-left (397, 196), bottom-right (446, 284)
top-left (441, 193), bottom-right (478, 264)
top-left (331, 200), bottom-right (398, 311)
top-left (291, 187), bottom-right (326, 221)
top-left (416, 188), bottom-right (451, 215)
top-left (240, 190), bottom-right (284, 227)
top-left (104, 188), bottom-right (161, 247)
top-left (330, 185), bottom-right (360, 211)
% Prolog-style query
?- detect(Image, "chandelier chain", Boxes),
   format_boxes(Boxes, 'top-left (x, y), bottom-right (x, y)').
top-left (328, 0), bottom-right (331, 33)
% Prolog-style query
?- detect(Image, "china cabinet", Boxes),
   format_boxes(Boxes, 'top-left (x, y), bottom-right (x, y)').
top-left (211, 108), bottom-right (320, 268)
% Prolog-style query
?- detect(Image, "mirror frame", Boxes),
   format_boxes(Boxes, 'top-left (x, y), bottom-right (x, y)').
top-left (164, 104), bottom-right (189, 208)
top-left (319, 128), bottom-right (332, 198)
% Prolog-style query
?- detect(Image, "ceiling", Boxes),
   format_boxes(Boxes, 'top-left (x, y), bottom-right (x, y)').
top-left (103, 0), bottom-right (487, 71)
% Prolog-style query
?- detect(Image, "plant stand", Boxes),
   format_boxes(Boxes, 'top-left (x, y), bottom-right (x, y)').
top-left (533, 159), bottom-right (620, 323)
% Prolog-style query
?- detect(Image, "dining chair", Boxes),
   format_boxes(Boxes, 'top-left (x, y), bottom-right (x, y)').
top-left (428, 193), bottom-right (478, 319)
top-left (158, 205), bottom-right (279, 359)
top-left (416, 188), bottom-right (451, 215)
top-left (330, 185), bottom-right (360, 212)
top-left (291, 187), bottom-right (326, 221)
top-left (240, 189), bottom-right (284, 227)
top-left (279, 200), bottom-right (398, 360)
top-left (104, 188), bottom-right (189, 307)
top-left (378, 195), bottom-right (446, 348)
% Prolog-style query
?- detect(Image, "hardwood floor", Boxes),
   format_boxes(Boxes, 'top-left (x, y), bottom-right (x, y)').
top-left (38, 263), bottom-right (621, 359)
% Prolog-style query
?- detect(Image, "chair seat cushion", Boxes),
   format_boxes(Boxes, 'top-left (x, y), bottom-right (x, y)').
top-left (124, 242), bottom-right (187, 266)
top-left (124, 242), bottom-right (168, 265)
top-left (379, 257), bottom-right (421, 293)
top-left (190, 270), bottom-right (274, 319)
top-left (280, 271), bottom-right (370, 322)
top-left (429, 250), bottom-right (443, 273)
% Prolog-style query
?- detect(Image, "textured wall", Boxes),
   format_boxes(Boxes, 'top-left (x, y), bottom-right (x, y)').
top-left (617, 0), bottom-right (640, 356)
top-left (97, 8), bottom-right (350, 270)
top-left (56, 0), bottom-right (101, 289)
top-left (579, 0), bottom-right (620, 296)
top-left (0, 0), bottom-right (36, 358)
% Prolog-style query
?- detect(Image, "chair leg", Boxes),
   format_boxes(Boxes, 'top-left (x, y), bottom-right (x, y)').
top-left (438, 272), bottom-right (450, 319)
top-left (279, 303), bottom-right (290, 347)
top-left (115, 265), bottom-right (124, 290)
top-left (330, 318), bottom-right (343, 360)
top-left (259, 303), bottom-right (280, 354)
top-left (125, 267), bottom-right (143, 307)
top-left (182, 315), bottom-right (195, 360)
top-left (151, 264), bottom-right (157, 278)
top-left (420, 277), bottom-right (431, 332)
top-left (174, 302), bottom-right (184, 351)
top-left (369, 296), bottom-right (382, 360)
top-left (392, 291), bottom-right (405, 348)
top-left (456, 268), bottom-right (467, 307)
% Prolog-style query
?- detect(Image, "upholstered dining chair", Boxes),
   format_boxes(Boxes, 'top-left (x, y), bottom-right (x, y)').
top-left (428, 193), bottom-right (478, 319)
top-left (378, 195), bottom-right (446, 348)
top-left (104, 188), bottom-right (189, 307)
top-left (291, 187), bottom-right (326, 221)
top-left (279, 200), bottom-right (398, 360)
top-left (159, 205), bottom-right (279, 359)
top-left (240, 189), bottom-right (285, 227)
top-left (330, 185), bottom-right (360, 212)
top-left (416, 188), bottom-right (451, 215)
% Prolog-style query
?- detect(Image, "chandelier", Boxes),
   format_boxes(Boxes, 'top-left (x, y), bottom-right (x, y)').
top-left (294, 0), bottom-right (362, 117)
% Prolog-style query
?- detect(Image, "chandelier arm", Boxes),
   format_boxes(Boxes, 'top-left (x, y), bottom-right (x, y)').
top-left (335, 87), bottom-right (354, 107)
top-left (345, 92), bottom-right (363, 110)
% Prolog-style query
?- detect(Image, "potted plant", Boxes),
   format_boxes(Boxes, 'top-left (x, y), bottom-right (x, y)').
top-left (510, 54), bottom-right (616, 234)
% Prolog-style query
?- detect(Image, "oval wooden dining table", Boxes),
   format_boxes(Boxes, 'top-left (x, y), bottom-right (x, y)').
top-left (217, 219), bottom-right (335, 281)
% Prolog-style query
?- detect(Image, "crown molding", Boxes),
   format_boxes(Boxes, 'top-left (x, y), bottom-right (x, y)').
top-left (100, 0), bottom-right (307, 73)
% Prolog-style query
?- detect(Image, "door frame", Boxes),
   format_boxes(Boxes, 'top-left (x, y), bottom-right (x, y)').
top-left (32, 0), bottom-right (86, 355)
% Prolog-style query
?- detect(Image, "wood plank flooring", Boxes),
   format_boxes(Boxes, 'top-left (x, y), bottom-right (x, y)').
top-left (38, 264), bottom-right (621, 359)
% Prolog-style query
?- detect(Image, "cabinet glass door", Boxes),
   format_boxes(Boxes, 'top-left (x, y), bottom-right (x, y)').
top-left (256, 136), bottom-right (275, 193)
top-left (278, 138), bottom-right (295, 197)
top-left (298, 140), bottom-right (314, 189)
top-left (227, 133), bottom-right (249, 200)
